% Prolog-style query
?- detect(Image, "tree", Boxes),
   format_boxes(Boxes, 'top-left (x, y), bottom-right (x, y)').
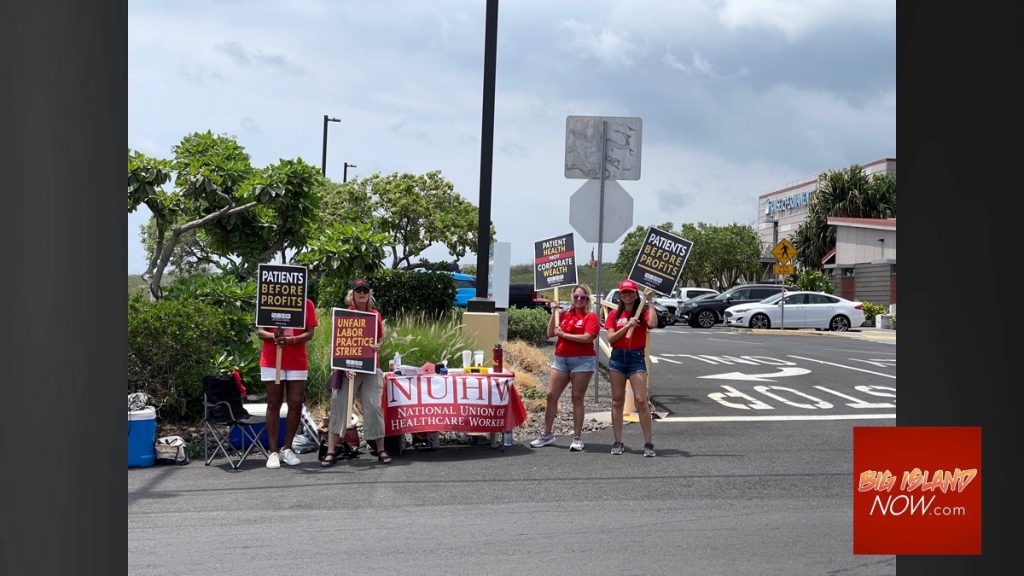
top-left (319, 171), bottom-right (492, 269)
top-left (128, 132), bottom-right (322, 298)
top-left (793, 165), bottom-right (896, 270)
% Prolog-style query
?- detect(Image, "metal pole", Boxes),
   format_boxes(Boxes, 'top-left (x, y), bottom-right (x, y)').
top-left (471, 0), bottom-right (499, 304)
top-left (779, 275), bottom-right (785, 328)
top-left (321, 115), bottom-right (329, 176)
top-left (593, 120), bottom-right (608, 402)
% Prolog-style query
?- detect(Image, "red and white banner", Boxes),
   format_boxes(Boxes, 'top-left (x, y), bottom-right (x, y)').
top-left (382, 372), bottom-right (527, 435)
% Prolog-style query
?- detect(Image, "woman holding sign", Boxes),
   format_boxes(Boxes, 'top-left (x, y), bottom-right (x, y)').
top-left (257, 297), bottom-right (318, 469)
top-left (530, 284), bottom-right (600, 452)
top-left (322, 279), bottom-right (391, 467)
top-left (605, 280), bottom-right (658, 457)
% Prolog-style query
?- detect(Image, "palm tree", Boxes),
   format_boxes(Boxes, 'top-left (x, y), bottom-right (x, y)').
top-left (793, 165), bottom-right (896, 269)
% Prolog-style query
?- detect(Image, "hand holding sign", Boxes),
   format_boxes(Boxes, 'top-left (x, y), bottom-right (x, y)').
top-left (625, 286), bottom-right (654, 338)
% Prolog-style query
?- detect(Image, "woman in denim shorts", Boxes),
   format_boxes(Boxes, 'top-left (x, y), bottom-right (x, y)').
top-left (605, 280), bottom-right (658, 457)
top-left (530, 284), bottom-right (600, 452)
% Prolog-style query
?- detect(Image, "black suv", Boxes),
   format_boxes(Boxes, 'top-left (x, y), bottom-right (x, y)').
top-left (679, 284), bottom-right (793, 328)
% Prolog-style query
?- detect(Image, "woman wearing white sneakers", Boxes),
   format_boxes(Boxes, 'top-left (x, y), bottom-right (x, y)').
top-left (530, 284), bottom-right (600, 452)
top-left (256, 297), bottom-right (318, 468)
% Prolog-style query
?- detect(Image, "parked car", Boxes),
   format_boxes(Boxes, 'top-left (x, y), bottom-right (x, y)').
top-left (448, 272), bottom-right (476, 308)
top-left (672, 287), bottom-right (720, 303)
top-left (601, 288), bottom-right (671, 327)
top-left (508, 283), bottom-right (551, 312)
top-left (679, 283), bottom-right (794, 328)
top-left (724, 291), bottom-right (866, 332)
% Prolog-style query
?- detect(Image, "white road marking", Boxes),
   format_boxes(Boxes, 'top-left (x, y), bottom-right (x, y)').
top-left (823, 348), bottom-right (896, 355)
top-left (707, 338), bottom-right (762, 345)
top-left (787, 355), bottom-right (896, 379)
top-left (848, 358), bottom-right (897, 368)
top-left (656, 414), bottom-right (896, 423)
top-left (698, 367), bottom-right (811, 382)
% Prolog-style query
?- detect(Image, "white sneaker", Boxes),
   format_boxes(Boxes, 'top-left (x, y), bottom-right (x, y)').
top-left (279, 448), bottom-right (301, 466)
top-left (530, 433), bottom-right (556, 448)
top-left (266, 452), bottom-right (281, 469)
top-left (569, 436), bottom-right (584, 451)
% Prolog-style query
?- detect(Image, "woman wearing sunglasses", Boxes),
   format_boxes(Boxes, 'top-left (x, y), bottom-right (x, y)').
top-left (530, 284), bottom-right (600, 452)
top-left (322, 278), bottom-right (391, 466)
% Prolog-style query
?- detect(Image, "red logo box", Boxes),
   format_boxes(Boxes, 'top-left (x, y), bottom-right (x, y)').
top-left (853, 426), bottom-right (981, 555)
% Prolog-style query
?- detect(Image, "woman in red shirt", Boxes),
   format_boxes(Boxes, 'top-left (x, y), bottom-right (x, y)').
top-left (529, 284), bottom-right (600, 452)
top-left (256, 297), bottom-right (318, 469)
top-left (604, 280), bottom-right (658, 457)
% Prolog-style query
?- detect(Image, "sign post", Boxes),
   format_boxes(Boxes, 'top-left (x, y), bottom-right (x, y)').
top-left (770, 239), bottom-right (796, 328)
top-left (256, 264), bottom-right (308, 385)
top-left (566, 115), bottom-right (642, 402)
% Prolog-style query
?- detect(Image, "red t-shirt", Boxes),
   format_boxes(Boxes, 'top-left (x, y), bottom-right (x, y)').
top-left (554, 308), bottom-right (600, 357)
top-left (604, 307), bottom-right (651, 350)
top-left (349, 305), bottom-right (384, 343)
top-left (259, 298), bottom-right (319, 370)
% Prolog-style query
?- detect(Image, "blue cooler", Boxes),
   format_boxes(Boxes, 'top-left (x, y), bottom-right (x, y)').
top-left (128, 406), bottom-right (157, 467)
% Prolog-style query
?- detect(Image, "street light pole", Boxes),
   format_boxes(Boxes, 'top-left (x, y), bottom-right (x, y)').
top-left (344, 162), bottom-right (357, 183)
top-left (321, 115), bottom-right (340, 176)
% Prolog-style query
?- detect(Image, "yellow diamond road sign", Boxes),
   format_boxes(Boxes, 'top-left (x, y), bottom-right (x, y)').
top-left (771, 238), bottom-right (796, 263)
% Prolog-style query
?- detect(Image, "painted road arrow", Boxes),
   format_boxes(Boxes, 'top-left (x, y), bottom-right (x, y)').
top-left (697, 366), bottom-right (811, 382)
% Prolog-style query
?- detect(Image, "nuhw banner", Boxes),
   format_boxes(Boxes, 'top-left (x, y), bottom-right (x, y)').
top-left (382, 373), bottom-right (528, 435)
top-left (534, 233), bottom-right (578, 290)
top-left (627, 227), bottom-right (693, 294)
top-left (256, 264), bottom-right (308, 328)
top-left (331, 308), bottom-right (379, 374)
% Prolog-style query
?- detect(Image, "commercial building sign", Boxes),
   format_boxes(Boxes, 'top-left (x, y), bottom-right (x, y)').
top-left (765, 189), bottom-right (814, 216)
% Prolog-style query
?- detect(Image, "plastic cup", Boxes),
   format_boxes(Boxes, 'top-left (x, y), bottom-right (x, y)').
top-left (462, 350), bottom-right (472, 367)
top-left (473, 350), bottom-right (484, 366)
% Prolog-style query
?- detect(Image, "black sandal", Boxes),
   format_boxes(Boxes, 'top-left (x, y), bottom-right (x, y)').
top-left (377, 450), bottom-right (392, 464)
top-left (320, 452), bottom-right (336, 467)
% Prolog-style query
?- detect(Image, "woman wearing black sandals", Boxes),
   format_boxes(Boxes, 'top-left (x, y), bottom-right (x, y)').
top-left (321, 279), bottom-right (392, 466)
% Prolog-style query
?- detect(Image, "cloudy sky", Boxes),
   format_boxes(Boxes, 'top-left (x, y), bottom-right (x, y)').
top-left (128, 0), bottom-right (895, 273)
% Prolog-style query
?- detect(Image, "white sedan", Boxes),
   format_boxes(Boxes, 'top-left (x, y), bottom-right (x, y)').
top-left (724, 291), bottom-right (866, 331)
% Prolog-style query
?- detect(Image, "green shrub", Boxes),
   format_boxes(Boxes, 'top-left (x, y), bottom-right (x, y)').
top-left (792, 268), bottom-right (834, 293)
top-left (304, 307), bottom-right (335, 408)
top-left (520, 386), bottom-right (547, 400)
top-left (507, 307), bottom-right (551, 345)
top-left (382, 312), bottom-right (475, 368)
top-left (861, 302), bottom-right (887, 326)
top-left (164, 274), bottom-right (261, 387)
top-left (128, 295), bottom-right (237, 419)
top-left (366, 269), bottom-right (456, 318)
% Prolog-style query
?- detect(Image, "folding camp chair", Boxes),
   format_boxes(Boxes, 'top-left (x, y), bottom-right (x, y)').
top-left (203, 374), bottom-right (268, 470)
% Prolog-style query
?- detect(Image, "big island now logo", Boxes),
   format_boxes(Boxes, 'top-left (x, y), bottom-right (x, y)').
top-left (853, 427), bottom-right (981, 555)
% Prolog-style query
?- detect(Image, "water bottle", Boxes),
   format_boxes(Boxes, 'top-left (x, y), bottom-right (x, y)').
top-left (502, 430), bottom-right (513, 448)
top-left (492, 343), bottom-right (503, 373)
top-left (393, 351), bottom-right (402, 375)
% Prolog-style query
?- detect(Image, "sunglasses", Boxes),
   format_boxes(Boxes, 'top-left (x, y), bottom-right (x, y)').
top-left (354, 287), bottom-right (370, 293)
top-left (572, 294), bottom-right (589, 300)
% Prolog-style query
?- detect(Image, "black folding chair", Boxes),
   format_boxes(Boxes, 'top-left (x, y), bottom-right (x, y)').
top-left (203, 374), bottom-right (267, 470)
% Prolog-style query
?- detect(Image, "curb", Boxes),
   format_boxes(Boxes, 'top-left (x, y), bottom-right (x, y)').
top-left (733, 327), bottom-right (896, 340)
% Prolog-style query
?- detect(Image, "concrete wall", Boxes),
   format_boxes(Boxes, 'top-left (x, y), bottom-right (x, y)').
top-left (835, 227), bottom-right (896, 264)
top-left (853, 263), bottom-right (892, 307)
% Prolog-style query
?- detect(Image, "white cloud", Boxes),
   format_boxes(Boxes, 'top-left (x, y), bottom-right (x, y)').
top-left (127, 0), bottom-right (895, 273)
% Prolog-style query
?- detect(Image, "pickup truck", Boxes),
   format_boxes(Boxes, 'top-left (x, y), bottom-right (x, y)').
top-left (508, 283), bottom-right (551, 312)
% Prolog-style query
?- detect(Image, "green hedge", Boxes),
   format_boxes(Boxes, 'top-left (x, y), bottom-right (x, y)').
top-left (312, 269), bottom-right (455, 318)
top-left (128, 295), bottom-right (238, 419)
top-left (507, 307), bottom-right (551, 345)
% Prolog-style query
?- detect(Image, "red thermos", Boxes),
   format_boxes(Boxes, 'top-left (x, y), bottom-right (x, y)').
top-left (493, 343), bottom-right (503, 373)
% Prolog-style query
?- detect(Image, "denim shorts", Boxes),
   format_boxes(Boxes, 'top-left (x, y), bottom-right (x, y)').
top-left (608, 348), bottom-right (646, 377)
top-left (551, 354), bottom-right (597, 373)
